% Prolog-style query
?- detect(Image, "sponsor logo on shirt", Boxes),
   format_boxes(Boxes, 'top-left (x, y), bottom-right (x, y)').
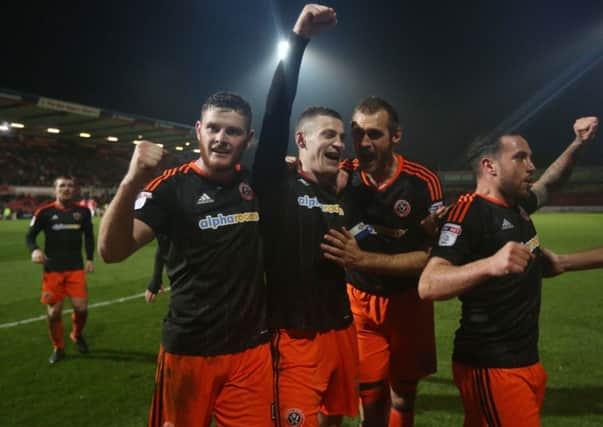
top-left (393, 199), bottom-right (412, 218)
top-left (198, 211), bottom-right (260, 230)
top-left (438, 223), bottom-right (462, 247)
top-left (239, 182), bottom-right (255, 201)
top-left (134, 191), bottom-right (153, 210)
top-left (196, 193), bottom-right (214, 205)
top-left (51, 223), bottom-right (81, 231)
top-left (297, 195), bottom-right (344, 215)
top-left (524, 235), bottom-right (540, 253)
top-left (501, 218), bottom-right (515, 230)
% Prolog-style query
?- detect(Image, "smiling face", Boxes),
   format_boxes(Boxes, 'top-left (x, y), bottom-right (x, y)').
top-left (297, 114), bottom-right (345, 177)
top-left (54, 177), bottom-right (75, 204)
top-left (195, 107), bottom-right (253, 173)
top-left (351, 109), bottom-right (401, 176)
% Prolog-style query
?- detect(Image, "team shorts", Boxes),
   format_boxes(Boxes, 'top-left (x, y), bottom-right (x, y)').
top-left (149, 343), bottom-right (273, 427)
top-left (273, 324), bottom-right (359, 427)
top-left (41, 269), bottom-right (87, 305)
top-left (347, 284), bottom-right (437, 403)
top-left (453, 361), bottom-right (547, 427)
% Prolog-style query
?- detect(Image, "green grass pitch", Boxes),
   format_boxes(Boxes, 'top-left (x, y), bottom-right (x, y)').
top-left (0, 213), bottom-right (602, 426)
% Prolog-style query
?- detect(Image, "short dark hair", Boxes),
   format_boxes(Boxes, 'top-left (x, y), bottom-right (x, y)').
top-left (200, 91), bottom-right (252, 131)
top-left (296, 106), bottom-right (343, 132)
top-left (54, 175), bottom-right (75, 187)
top-left (353, 96), bottom-right (400, 136)
top-left (466, 133), bottom-right (520, 175)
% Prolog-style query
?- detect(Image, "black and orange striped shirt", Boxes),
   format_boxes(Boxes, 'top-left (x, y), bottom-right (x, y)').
top-left (432, 191), bottom-right (542, 368)
top-left (345, 154), bottom-right (444, 295)
top-left (134, 162), bottom-right (269, 356)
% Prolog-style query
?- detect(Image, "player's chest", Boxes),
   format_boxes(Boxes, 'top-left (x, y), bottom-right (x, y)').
top-left (290, 179), bottom-right (345, 227)
top-left (46, 210), bottom-right (84, 233)
top-left (480, 207), bottom-right (539, 255)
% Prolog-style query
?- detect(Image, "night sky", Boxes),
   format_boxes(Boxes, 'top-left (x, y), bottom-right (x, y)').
top-left (2, 0), bottom-right (603, 170)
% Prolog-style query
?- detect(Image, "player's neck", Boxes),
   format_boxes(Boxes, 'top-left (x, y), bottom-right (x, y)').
top-left (365, 155), bottom-right (397, 188)
top-left (299, 167), bottom-right (338, 193)
top-left (194, 158), bottom-right (237, 183)
top-left (475, 182), bottom-right (515, 207)
top-left (56, 199), bottom-right (74, 209)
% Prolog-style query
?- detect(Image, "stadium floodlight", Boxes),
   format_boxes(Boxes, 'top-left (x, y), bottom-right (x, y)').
top-left (185, 141), bottom-right (191, 146)
top-left (193, 148), bottom-right (200, 153)
top-left (132, 140), bottom-right (142, 145)
top-left (10, 122), bottom-right (25, 129)
top-left (278, 40), bottom-right (290, 60)
top-left (47, 128), bottom-right (60, 134)
top-left (175, 146), bottom-right (184, 151)
top-left (0, 123), bottom-right (9, 132)
top-left (107, 136), bottom-right (119, 142)
top-left (79, 132), bottom-right (91, 138)
top-left (157, 143), bottom-right (164, 148)
top-left (137, 134), bottom-right (143, 139)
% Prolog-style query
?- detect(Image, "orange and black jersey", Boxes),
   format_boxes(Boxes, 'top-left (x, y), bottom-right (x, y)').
top-left (26, 202), bottom-right (94, 272)
top-left (343, 154), bottom-right (443, 296)
top-left (134, 162), bottom-right (268, 356)
top-left (431, 191), bottom-right (542, 368)
top-left (252, 32), bottom-right (352, 331)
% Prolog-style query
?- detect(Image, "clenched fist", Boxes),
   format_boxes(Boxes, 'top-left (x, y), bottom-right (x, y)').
top-left (124, 141), bottom-right (164, 187)
top-left (573, 116), bottom-right (598, 143)
top-left (293, 4), bottom-right (337, 38)
top-left (488, 241), bottom-right (534, 276)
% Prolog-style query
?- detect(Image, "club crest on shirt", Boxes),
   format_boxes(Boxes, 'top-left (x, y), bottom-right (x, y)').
top-left (134, 191), bottom-right (153, 210)
top-left (439, 223), bottom-right (462, 247)
top-left (393, 199), bottom-right (411, 218)
top-left (286, 408), bottom-right (305, 426)
top-left (73, 212), bottom-right (82, 222)
top-left (239, 182), bottom-right (254, 201)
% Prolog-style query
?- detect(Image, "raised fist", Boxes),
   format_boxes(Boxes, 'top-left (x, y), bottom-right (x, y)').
top-left (489, 241), bottom-right (533, 276)
top-left (573, 116), bottom-right (598, 143)
top-left (293, 4), bottom-right (337, 38)
top-left (125, 141), bottom-right (164, 187)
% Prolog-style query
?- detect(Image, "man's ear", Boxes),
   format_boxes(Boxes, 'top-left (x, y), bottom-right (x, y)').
top-left (392, 126), bottom-right (402, 145)
top-left (295, 131), bottom-right (306, 149)
top-left (243, 129), bottom-right (255, 150)
top-left (482, 157), bottom-right (497, 176)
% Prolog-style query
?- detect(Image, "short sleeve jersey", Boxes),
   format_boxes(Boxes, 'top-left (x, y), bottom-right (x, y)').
top-left (26, 202), bottom-right (93, 272)
top-left (344, 154), bottom-right (444, 295)
top-left (134, 162), bottom-right (269, 356)
top-left (259, 168), bottom-right (352, 331)
top-left (431, 192), bottom-right (542, 368)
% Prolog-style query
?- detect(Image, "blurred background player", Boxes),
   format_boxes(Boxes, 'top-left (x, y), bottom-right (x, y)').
top-left (418, 117), bottom-right (598, 426)
top-left (98, 92), bottom-right (272, 427)
top-left (25, 175), bottom-right (94, 364)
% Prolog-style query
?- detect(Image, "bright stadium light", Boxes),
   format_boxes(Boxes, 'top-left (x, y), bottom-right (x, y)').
top-left (47, 128), bottom-right (60, 134)
top-left (185, 141), bottom-right (191, 146)
top-left (79, 132), bottom-right (91, 138)
top-left (175, 146), bottom-right (184, 151)
top-left (10, 122), bottom-right (25, 129)
top-left (0, 123), bottom-right (9, 132)
top-left (137, 134), bottom-right (143, 139)
top-left (157, 143), bottom-right (164, 148)
top-left (193, 148), bottom-right (200, 153)
top-left (277, 40), bottom-right (289, 60)
top-left (107, 136), bottom-right (119, 142)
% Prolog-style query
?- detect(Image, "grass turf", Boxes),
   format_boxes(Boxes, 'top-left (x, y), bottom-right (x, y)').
top-left (0, 213), bottom-right (602, 426)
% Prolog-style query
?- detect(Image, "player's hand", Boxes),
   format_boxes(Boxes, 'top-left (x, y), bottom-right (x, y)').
top-left (321, 227), bottom-right (363, 269)
top-left (293, 4), bottom-right (337, 38)
top-left (420, 204), bottom-right (452, 238)
top-left (573, 116), bottom-right (598, 143)
top-left (85, 260), bottom-right (94, 273)
top-left (31, 249), bottom-right (47, 264)
top-left (488, 241), bottom-right (534, 276)
top-left (540, 247), bottom-right (564, 277)
top-left (124, 141), bottom-right (164, 187)
top-left (144, 285), bottom-right (163, 303)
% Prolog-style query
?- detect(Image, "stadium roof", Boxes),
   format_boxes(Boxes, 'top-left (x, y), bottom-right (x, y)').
top-left (0, 88), bottom-right (195, 150)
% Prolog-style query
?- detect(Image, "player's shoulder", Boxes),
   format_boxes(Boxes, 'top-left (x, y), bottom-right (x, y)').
top-left (445, 192), bottom-right (481, 224)
top-left (33, 201), bottom-right (56, 217)
top-left (143, 162), bottom-right (194, 192)
top-left (401, 158), bottom-right (442, 200)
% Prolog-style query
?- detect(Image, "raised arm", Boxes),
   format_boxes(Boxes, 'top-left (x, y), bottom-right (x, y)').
top-left (98, 142), bottom-right (162, 262)
top-left (252, 4), bottom-right (336, 192)
top-left (531, 116), bottom-right (598, 207)
top-left (541, 246), bottom-right (603, 276)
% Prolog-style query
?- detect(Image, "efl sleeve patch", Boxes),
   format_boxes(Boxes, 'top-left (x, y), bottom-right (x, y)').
top-left (438, 223), bottom-right (462, 247)
top-left (30, 216), bottom-right (36, 226)
top-left (134, 191), bottom-right (153, 210)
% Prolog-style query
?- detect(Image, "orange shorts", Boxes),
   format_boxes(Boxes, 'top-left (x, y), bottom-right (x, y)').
top-left (347, 284), bottom-right (436, 403)
top-left (149, 343), bottom-right (273, 427)
top-left (273, 324), bottom-right (359, 426)
top-left (453, 362), bottom-right (547, 427)
top-left (41, 270), bottom-right (87, 305)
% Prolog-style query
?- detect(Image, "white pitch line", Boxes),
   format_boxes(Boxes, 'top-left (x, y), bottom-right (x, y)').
top-left (0, 291), bottom-right (151, 329)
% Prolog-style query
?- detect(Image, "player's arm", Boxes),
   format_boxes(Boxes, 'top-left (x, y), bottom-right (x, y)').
top-left (252, 4), bottom-right (336, 192)
top-left (541, 246), bottom-right (603, 277)
top-left (531, 116), bottom-right (598, 208)
top-left (418, 241), bottom-right (533, 300)
top-left (83, 209), bottom-right (95, 272)
top-left (321, 227), bottom-right (430, 276)
top-left (98, 142), bottom-right (162, 262)
top-left (25, 209), bottom-right (47, 263)
top-left (145, 244), bottom-right (166, 302)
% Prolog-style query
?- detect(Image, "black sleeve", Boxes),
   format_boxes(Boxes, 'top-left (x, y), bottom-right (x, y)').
top-left (431, 204), bottom-right (481, 265)
top-left (251, 32), bottom-right (309, 194)
top-left (147, 244), bottom-right (166, 293)
top-left (82, 209), bottom-right (94, 261)
top-left (133, 177), bottom-right (172, 236)
top-left (25, 210), bottom-right (45, 253)
top-left (519, 190), bottom-right (538, 215)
